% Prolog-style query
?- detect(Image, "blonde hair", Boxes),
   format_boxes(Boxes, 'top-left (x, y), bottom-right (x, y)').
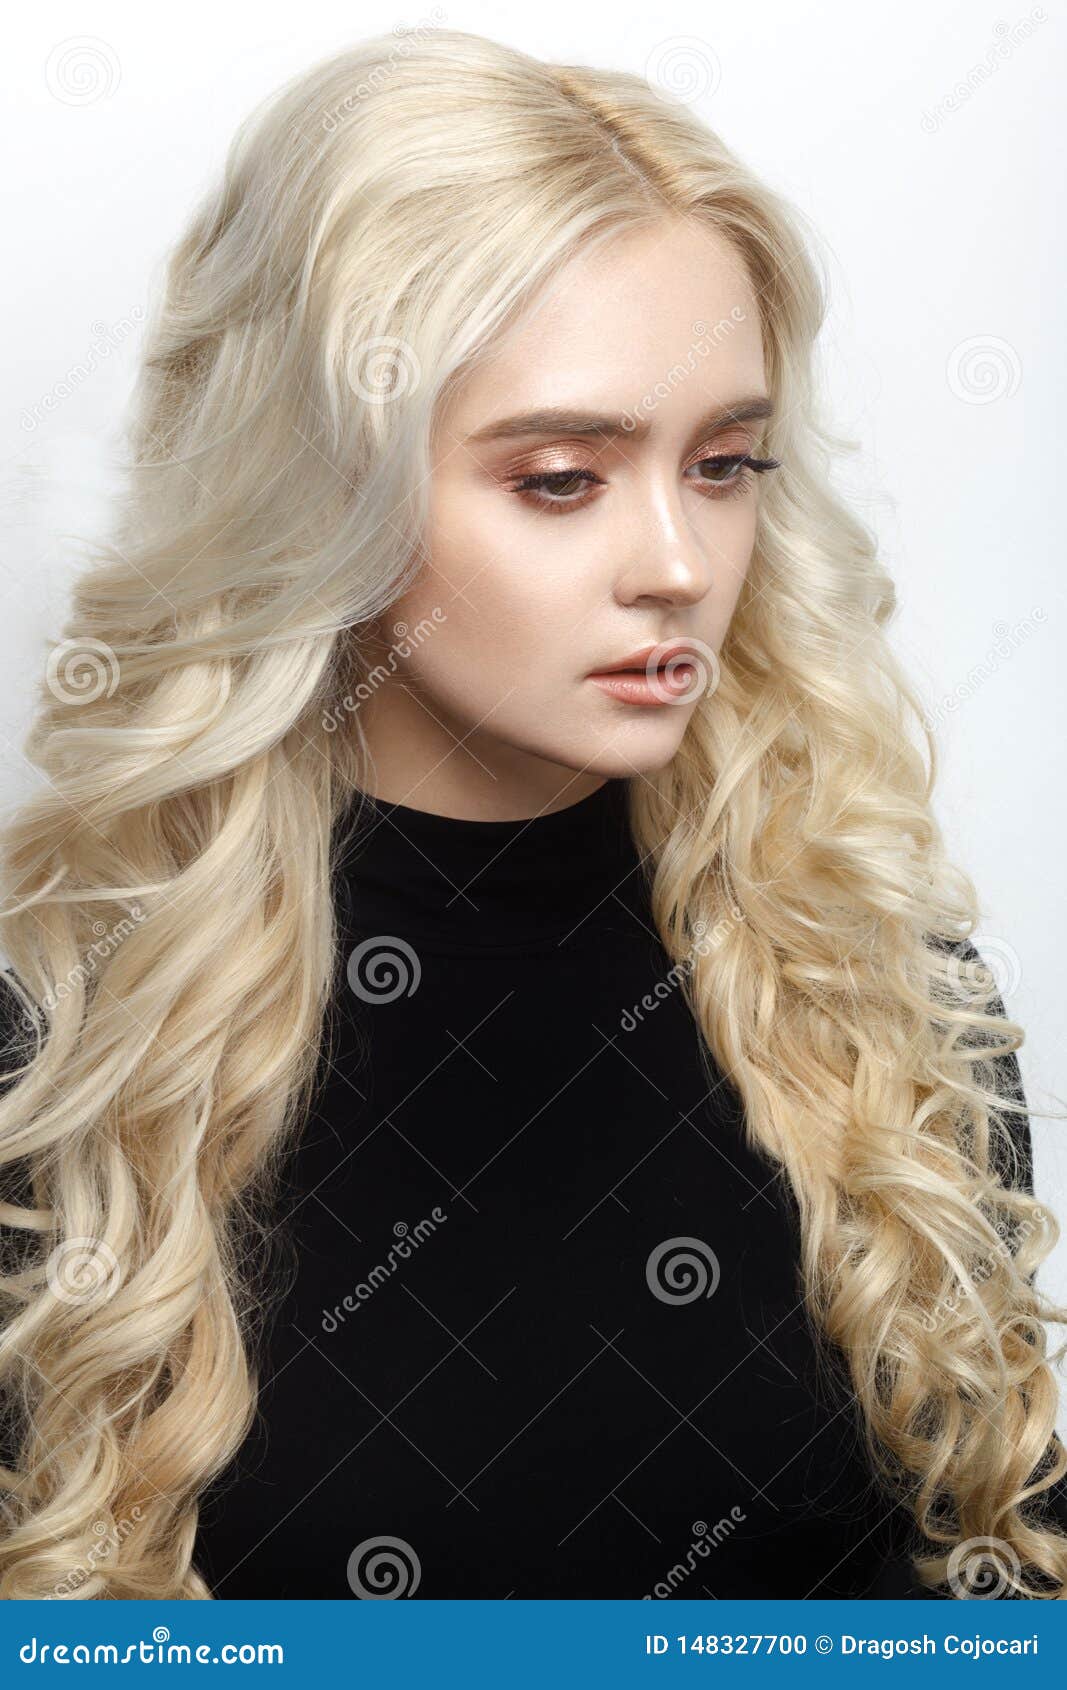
top-left (1, 27), bottom-right (1065, 1599)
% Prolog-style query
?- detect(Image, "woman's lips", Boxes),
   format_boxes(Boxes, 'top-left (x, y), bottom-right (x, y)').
top-left (587, 662), bottom-right (697, 705)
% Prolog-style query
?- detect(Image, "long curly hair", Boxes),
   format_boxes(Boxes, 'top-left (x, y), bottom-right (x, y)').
top-left (1, 27), bottom-right (1064, 1600)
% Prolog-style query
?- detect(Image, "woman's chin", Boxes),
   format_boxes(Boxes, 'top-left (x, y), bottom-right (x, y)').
top-left (545, 716), bottom-right (693, 780)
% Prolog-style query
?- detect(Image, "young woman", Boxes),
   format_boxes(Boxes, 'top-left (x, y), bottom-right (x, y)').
top-left (1, 28), bottom-right (1065, 1602)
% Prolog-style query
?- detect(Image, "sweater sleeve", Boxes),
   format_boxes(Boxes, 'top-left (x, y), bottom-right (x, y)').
top-left (873, 936), bottom-right (1067, 1596)
top-left (0, 969), bottom-right (45, 1480)
top-left (0, 966), bottom-right (36, 1050)
top-left (945, 936), bottom-right (1067, 1544)
top-left (0, 967), bottom-right (44, 1109)
top-left (932, 935), bottom-right (1034, 1195)
top-left (0, 969), bottom-right (54, 1241)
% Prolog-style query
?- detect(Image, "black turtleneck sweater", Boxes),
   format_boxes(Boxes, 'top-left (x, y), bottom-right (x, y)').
top-left (1, 777), bottom-right (1063, 1599)
top-left (188, 776), bottom-right (1065, 1599)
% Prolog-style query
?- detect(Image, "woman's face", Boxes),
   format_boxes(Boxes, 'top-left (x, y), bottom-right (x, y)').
top-left (361, 216), bottom-right (773, 810)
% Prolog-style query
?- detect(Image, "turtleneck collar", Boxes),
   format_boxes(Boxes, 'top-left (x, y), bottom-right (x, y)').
top-left (335, 777), bottom-right (649, 950)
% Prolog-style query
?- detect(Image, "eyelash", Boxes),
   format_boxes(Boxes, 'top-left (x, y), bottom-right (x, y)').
top-left (509, 454), bottom-right (781, 515)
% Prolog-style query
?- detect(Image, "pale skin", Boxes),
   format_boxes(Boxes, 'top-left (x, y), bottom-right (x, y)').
top-left (356, 215), bottom-right (775, 821)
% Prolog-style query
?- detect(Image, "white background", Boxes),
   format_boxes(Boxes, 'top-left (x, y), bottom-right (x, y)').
top-left (2, 2), bottom-right (1064, 1426)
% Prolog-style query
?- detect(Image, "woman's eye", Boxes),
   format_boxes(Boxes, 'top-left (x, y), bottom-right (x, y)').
top-left (510, 469), bottom-right (603, 513)
top-left (509, 453), bottom-right (779, 514)
top-left (690, 454), bottom-right (747, 485)
top-left (683, 453), bottom-right (781, 499)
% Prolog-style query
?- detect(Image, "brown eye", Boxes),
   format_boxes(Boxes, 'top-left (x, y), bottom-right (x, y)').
top-left (508, 453), bottom-right (780, 515)
top-left (686, 453), bottom-right (780, 499)
top-left (694, 455), bottom-right (746, 483)
top-left (526, 471), bottom-right (591, 498)
top-left (510, 468), bottom-right (604, 513)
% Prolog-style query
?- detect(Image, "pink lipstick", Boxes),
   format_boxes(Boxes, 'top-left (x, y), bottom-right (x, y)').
top-left (586, 640), bottom-right (700, 706)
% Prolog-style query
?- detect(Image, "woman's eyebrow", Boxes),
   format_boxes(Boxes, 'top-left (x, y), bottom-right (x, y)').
top-left (464, 395), bottom-right (774, 445)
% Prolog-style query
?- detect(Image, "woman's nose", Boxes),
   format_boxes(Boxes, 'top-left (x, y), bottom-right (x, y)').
top-left (613, 485), bottom-right (719, 607)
